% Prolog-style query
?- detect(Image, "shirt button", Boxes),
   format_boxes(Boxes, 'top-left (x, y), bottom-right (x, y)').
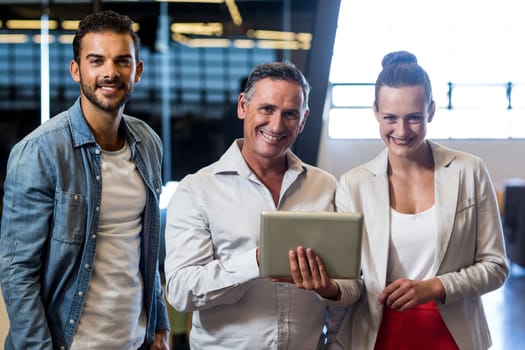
top-left (95, 149), bottom-right (100, 155)
top-left (84, 264), bottom-right (90, 269)
top-left (155, 188), bottom-right (160, 193)
top-left (92, 234), bottom-right (96, 239)
top-left (96, 175), bottom-right (101, 181)
top-left (69, 319), bottom-right (75, 324)
top-left (95, 206), bottom-right (100, 211)
top-left (73, 194), bottom-right (78, 200)
top-left (60, 346), bottom-right (65, 350)
top-left (78, 291), bottom-right (84, 297)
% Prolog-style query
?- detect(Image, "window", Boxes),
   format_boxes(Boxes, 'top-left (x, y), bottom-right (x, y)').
top-left (329, 0), bottom-right (525, 139)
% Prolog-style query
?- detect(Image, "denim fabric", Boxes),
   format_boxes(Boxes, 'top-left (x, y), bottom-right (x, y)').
top-left (0, 98), bottom-right (170, 350)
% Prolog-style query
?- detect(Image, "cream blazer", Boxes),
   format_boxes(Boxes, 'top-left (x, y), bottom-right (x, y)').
top-left (331, 141), bottom-right (509, 350)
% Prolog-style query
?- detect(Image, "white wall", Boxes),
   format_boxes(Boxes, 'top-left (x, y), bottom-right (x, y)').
top-left (318, 130), bottom-right (525, 186)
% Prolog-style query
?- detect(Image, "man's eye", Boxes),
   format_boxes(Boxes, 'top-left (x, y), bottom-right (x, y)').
top-left (117, 59), bottom-right (132, 66)
top-left (284, 112), bottom-right (299, 120)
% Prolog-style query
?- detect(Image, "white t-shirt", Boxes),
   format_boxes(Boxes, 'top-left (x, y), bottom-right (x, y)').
top-left (387, 206), bottom-right (437, 282)
top-left (71, 142), bottom-right (147, 350)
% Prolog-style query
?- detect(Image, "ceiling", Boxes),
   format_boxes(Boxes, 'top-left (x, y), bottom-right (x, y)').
top-left (0, 0), bottom-right (318, 38)
top-left (0, 0), bottom-right (338, 165)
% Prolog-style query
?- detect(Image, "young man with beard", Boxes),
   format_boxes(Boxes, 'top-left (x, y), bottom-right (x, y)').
top-left (0, 10), bottom-right (169, 349)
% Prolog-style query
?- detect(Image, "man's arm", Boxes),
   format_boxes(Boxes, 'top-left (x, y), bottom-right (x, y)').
top-left (163, 180), bottom-right (259, 312)
top-left (0, 141), bottom-right (55, 348)
top-left (154, 268), bottom-right (171, 336)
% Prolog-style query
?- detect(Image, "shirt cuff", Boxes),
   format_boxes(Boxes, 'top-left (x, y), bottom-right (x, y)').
top-left (320, 278), bottom-right (362, 306)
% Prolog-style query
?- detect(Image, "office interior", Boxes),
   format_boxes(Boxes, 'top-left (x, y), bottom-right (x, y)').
top-left (0, 0), bottom-right (524, 349)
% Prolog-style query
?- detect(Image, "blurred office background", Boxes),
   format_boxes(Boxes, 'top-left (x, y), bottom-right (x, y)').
top-left (1, 0), bottom-right (525, 348)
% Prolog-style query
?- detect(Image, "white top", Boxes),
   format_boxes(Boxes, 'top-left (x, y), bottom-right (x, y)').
top-left (71, 142), bottom-right (147, 350)
top-left (164, 140), bottom-right (361, 350)
top-left (387, 205), bottom-right (437, 282)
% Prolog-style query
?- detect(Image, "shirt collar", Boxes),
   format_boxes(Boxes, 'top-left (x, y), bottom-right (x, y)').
top-left (67, 97), bottom-right (138, 150)
top-left (68, 97), bottom-right (97, 148)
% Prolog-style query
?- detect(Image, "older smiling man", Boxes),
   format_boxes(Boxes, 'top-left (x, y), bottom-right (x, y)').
top-left (164, 61), bottom-right (361, 350)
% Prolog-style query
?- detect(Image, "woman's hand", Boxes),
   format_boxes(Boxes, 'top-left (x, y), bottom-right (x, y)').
top-left (378, 277), bottom-right (446, 311)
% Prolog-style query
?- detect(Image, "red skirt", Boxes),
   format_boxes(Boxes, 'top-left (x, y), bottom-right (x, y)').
top-left (374, 301), bottom-right (459, 350)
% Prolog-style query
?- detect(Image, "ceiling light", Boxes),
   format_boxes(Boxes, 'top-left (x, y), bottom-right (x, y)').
top-left (61, 20), bottom-right (80, 31)
top-left (59, 34), bottom-right (75, 44)
top-left (0, 34), bottom-right (29, 44)
top-left (296, 32), bottom-right (313, 43)
top-left (171, 22), bottom-right (223, 36)
top-left (6, 19), bottom-right (58, 30)
top-left (157, 0), bottom-right (242, 25)
top-left (257, 40), bottom-right (310, 51)
top-left (247, 29), bottom-right (312, 44)
top-left (156, 0), bottom-right (224, 3)
top-left (172, 33), bottom-right (189, 43)
top-left (33, 35), bottom-right (56, 44)
top-left (257, 40), bottom-right (299, 50)
top-left (185, 38), bottom-right (231, 48)
top-left (248, 29), bottom-right (295, 41)
top-left (225, 0), bottom-right (242, 26)
top-left (233, 39), bottom-right (254, 49)
top-left (172, 33), bottom-right (230, 48)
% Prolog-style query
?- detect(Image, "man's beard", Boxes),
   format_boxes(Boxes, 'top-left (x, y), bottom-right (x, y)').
top-left (80, 77), bottom-right (132, 113)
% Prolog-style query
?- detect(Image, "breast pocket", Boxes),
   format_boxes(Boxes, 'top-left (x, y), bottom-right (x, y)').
top-left (453, 197), bottom-right (477, 243)
top-left (52, 191), bottom-right (87, 244)
top-left (456, 197), bottom-right (475, 213)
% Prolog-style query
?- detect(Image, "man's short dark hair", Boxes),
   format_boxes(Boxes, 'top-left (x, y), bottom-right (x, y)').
top-left (72, 10), bottom-right (140, 63)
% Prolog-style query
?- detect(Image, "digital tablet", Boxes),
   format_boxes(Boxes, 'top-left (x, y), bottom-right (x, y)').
top-left (259, 211), bottom-right (363, 279)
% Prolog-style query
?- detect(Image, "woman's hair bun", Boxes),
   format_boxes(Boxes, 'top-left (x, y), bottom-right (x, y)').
top-left (381, 51), bottom-right (417, 68)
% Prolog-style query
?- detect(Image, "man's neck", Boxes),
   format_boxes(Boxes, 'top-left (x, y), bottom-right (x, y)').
top-left (241, 149), bottom-right (288, 207)
top-left (81, 100), bottom-right (125, 151)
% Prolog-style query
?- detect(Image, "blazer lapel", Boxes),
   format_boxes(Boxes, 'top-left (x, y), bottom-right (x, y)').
top-left (363, 150), bottom-right (391, 289)
top-left (429, 141), bottom-right (460, 274)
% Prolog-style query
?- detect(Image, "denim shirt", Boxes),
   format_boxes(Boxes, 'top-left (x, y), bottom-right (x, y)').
top-left (0, 98), bottom-right (170, 350)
